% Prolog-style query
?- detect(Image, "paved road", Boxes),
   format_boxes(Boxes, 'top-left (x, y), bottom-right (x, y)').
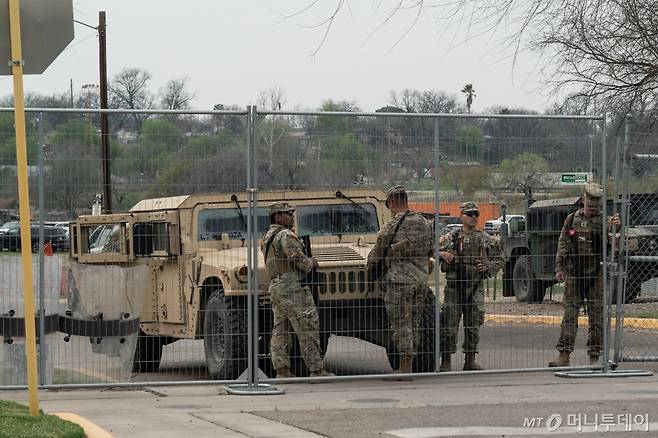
top-left (131, 322), bottom-right (658, 383)
top-left (14, 320), bottom-right (655, 386)
top-left (5, 371), bottom-right (658, 437)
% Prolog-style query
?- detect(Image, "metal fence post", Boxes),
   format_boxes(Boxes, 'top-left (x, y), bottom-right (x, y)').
top-left (601, 114), bottom-right (611, 374)
top-left (37, 112), bottom-right (45, 384)
top-left (613, 120), bottom-right (630, 362)
top-left (225, 106), bottom-right (283, 395)
top-left (433, 116), bottom-right (441, 373)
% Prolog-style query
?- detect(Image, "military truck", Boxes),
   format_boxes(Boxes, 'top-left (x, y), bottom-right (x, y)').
top-left (500, 194), bottom-right (658, 303)
top-left (68, 189), bottom-right (436, 379)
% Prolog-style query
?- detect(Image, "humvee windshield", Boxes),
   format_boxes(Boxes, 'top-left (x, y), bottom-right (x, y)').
top-left (86, 224), bottom-right (122, 253)
top-left (296, 203), bottom-right (379, 236)
top-left (198, 208), bottom-right (270, 240)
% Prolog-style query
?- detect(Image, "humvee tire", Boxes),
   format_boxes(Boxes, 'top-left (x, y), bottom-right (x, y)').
top-left (133, 330), bottom-right (165, 373)
top-left (512, 256), bottom-right (546, 303)
top-left (204, 289), bottom-right (247, 379)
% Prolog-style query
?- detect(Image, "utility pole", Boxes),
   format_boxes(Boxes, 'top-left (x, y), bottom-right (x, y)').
top-left (99, 11), bottom-right (112, 212)
top-left (74, 12), bottom-right (112, 212)
top-left (69, 78), bottom-right (73, 107)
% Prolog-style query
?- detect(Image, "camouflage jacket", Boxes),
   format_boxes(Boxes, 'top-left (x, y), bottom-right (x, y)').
top-left (555, 209), bottom-right (615, 275)
top-left (439, 228), bottom-right (504, 279)
top-left (367, 210), bottom-right (433, 283)
top-left (261, 224), bottom-right (314, 279)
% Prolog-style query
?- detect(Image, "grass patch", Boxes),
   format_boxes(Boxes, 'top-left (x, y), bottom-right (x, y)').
top-left (53, 368), bottom-right (112, 385)
top-left (0, 400), bottom-right (84, 438)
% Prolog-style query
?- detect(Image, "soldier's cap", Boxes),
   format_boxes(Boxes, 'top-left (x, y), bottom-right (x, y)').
top-left (269, 201), bottom-right (295, 215)
top-left (460, 201), bottom-right (479, 212)
top-left (583, 182), bottom-right (603, 206)
top-left (385, 185), bottom-right (407, 205)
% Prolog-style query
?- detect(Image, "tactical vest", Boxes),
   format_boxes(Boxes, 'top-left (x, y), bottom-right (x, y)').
top-left (444, 229), bottom-right (487, 280)
top-left (262, 226), bottom-right (292, 280)
top-left (565, 211), bottom-right (602, 276)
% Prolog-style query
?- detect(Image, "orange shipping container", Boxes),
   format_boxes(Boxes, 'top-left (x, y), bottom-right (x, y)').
top-left (409, 202), bottom-right (500, 230)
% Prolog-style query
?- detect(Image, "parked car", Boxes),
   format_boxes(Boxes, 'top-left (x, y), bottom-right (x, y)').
top-left (0, 220), bottom-right (20, 236)
top-left (0, 225), bottom-right (69, 252)
top-left (484, 215), bottom-right (525, 235)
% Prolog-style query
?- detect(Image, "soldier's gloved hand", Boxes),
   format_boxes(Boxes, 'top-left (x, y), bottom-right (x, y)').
top-left (555, 271), bottom-right (565, 282)
top-left (310, 257), bottom-right (319, 269)
top-left (439, 251), bottom-right (454, 264)
top-left (475, 261), bottom-right (488, 273)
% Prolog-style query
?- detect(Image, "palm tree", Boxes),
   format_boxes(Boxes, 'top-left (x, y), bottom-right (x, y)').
top-left (461, 84), bottom-right (476, 114)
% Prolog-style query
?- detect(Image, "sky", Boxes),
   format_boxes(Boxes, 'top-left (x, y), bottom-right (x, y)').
top-left (0, 1), bottom-right (557, 113)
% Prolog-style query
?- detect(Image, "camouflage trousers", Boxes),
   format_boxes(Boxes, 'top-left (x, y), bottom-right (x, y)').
top-left (556, 272), bottom-right (603, 356)
top-left (383, 280), bottom-right (425, 358)
top-left (440, 279), bottom-right (485, 354)
top-left (269, 272), bottom-right (323, 372)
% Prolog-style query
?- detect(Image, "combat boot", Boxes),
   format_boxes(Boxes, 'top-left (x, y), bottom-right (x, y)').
top-left (399, 356), bottom-right (413, 374)
top-left (589, 355), bottom-right (600, 366)
top-left (276, 367), bottom-right (295, 378)
top-left (439, 353), bottom-right (452, 372)
top-left (463, 352), bottom-right (483, 371)
top-left (310, 368), bottom-right (335, 378)
top-left (548, 352), bottom-right (570, 367)
top-left (309, 367), bottom-right (336, 383)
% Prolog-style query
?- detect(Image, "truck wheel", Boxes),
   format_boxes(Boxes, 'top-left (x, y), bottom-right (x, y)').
top-left (132, 330), bottom-right (165, 373)
top-left (513, 256), bottom-right (546, 303)
top-left (204, 289), bottom-right (247, 380)
top-left (413, 286), bottom-right (436, 373)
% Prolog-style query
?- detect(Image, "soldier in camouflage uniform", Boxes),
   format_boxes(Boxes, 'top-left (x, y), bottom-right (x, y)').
top-left (261, 202), bottom-right (334, 379)
top-left (367, 186), bottom-right (434, 378)
top-left (549, 183), bottom-right (621, 367)
top-left (438, 202), bottom-right (504, 371)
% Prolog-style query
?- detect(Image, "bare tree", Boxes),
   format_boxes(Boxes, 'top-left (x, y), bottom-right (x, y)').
top-left (256, 86), bottom-right (286, 110)
top-left (291, 1), bottom-right (658, 116)
top-left (160, 77), bottom-right (196, 110)
top-left (109, 68), bottom-right (154, 129)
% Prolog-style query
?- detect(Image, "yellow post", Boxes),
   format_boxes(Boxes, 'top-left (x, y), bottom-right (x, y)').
top-left (8, 0), bottom-right (40, 416)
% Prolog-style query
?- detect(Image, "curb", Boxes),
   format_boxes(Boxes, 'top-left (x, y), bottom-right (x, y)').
top-left (53, 412), bottom-right (112, 438)
top-left (486, 314), bottom-right (658, 329)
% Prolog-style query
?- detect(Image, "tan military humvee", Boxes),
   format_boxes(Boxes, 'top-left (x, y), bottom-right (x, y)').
top-left (69, 189), bottom-right (436, 378)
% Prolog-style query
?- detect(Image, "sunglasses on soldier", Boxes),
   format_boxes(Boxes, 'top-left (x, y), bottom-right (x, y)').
top-left (464, 210), bottom-right (479, 218)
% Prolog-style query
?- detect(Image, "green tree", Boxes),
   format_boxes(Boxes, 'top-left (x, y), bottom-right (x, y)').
top-left (46, 121), bottom-right (102, 213)
top-left (444, 165), bottom-right (491, 197)
top-left (314, 99), bottom-right (360, 137)
top-left (455, 124), bottom-right (484, 161)
top-left (320, 134), bottom-right (372, 186)
top-left (461, 84), bottom-right (476, 114)
top-left (128, 119), bottom-right (185, 178)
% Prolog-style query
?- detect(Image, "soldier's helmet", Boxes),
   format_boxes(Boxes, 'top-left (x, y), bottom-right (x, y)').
top-left (460, 201), bottom-right (480, 213)
top-left (268, 201), bottom-right (295, 216)
top-left (583, 183), bottom-right (603, 207)
top-left (385, 185), bottom-right (407, 206)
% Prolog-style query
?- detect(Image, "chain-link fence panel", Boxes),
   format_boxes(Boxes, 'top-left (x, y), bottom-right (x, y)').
top-left (0, 107), bottom-right (618, 387)
top-left (249, 111), bottom-right (606, 381)
top-left (615, 119), bottom-right (658, 363)
top-left (1, 108), bottom-right (254, 387)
